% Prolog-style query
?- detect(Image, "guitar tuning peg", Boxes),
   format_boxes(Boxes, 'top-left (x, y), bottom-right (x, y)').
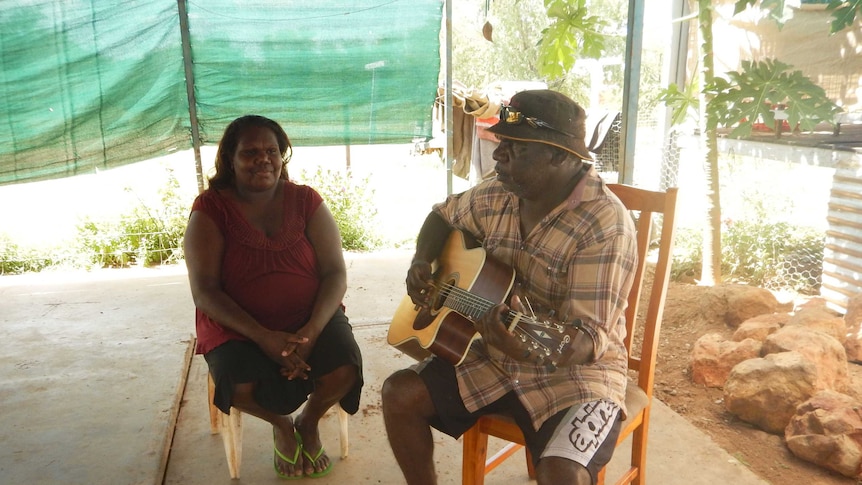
top-left (571, 318), bottom-right (584, 331)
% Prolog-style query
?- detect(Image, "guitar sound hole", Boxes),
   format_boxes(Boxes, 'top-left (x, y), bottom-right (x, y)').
top-left (432, 279), bottom-right (456, 312)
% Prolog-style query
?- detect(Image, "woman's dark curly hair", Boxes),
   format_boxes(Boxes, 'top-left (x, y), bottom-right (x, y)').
top-left (207, 115), bottom-right (293, 190)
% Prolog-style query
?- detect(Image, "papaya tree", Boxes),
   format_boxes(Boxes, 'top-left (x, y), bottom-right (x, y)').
top-left (656, 0), bottom-right (843, 285)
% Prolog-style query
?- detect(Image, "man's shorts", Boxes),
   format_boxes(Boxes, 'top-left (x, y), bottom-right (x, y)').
top-left (417, 356), bottom-right (622, 484)
top-left (204, 308), bottom-right (363, 416)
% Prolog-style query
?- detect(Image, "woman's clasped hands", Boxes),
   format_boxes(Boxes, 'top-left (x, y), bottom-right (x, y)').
top-left (259, 330), bottom-right (312, 380)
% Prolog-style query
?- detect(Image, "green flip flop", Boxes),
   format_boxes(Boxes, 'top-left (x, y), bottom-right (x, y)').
top-left (301, 442), bottom-right (334, 478)
top-left (273, 431), bottom-right (303, 480)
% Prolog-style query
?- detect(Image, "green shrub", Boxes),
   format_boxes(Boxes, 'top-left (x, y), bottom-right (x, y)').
top-left (74, 219), bottom-right (131, 268)
top-left (296, 167), bottom-right (382, 251)
top-left (73, 168), bottom-right (189, 268)
top-left (668, 227), bottom-right (703, 283)
top-left (0, 235), bottom-right (54, 274)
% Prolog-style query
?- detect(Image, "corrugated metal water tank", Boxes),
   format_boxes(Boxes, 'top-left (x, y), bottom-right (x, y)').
top-left (822, 165), bottom-right (862, 313)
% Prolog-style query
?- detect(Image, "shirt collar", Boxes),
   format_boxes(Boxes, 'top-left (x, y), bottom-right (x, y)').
top-left (564, 164), bottom-right (597, 210)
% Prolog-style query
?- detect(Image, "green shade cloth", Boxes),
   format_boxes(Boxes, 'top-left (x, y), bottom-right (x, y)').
top-left (0, 0), bottom-right (442, 186)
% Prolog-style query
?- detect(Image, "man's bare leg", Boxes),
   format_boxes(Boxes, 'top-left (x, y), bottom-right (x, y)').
top-left (536, 456), bottom-right (592, 485)
top-left (381, 369), bottom-right (438, 485)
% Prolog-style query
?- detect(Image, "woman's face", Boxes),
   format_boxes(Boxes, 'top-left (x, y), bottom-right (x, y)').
top-left (232, 125), bottom-right (283, 193)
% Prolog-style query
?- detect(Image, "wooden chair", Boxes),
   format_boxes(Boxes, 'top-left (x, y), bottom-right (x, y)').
top-left (207, 374), bottom-right (350, 479)
top-left (461, 184), bottom-right (679, 485)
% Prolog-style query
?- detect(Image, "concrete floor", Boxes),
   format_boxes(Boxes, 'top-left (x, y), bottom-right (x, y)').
top-left (0, 250), bottom-right (769, 485)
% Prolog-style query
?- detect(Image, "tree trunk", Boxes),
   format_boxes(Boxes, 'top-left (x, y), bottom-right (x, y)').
top-left (698, 0), bottom-right (722, 285)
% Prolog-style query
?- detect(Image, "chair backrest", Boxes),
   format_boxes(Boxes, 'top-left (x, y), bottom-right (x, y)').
top-left (607, 184), bottom-right (679, 402)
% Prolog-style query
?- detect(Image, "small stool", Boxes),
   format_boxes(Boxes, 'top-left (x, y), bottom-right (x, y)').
top-left (207, 374), bottom-right (349, 479)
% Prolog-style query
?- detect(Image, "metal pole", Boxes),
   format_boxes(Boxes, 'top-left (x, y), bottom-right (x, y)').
top-left (177, 0), bottom-right (205, 193)
top-left (659, 0), bottom-right (690, 191)
top-left (445, 0), bottom-right (454, 195)
top-left (619, 0), bottom-right (644, 185)
top-left (669, 0), bottom-right (689, 99)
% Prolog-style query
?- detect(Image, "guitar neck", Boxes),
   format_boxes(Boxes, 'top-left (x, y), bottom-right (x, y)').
top-left (437, 281), bottom-right (529, 331)
top-left (439, 283), bottom-right (494, 321)
top-left (438, 280), bottom-right (573, 369)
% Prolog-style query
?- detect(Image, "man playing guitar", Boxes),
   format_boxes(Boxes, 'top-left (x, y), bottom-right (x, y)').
top-left (381, 89), bottom-right (639, 485)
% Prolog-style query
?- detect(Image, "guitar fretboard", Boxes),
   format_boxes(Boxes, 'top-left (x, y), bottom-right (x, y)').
top-left (439, 283), bottom-right (489, 320)
top-left (436, 281), bottom-right (522, 326)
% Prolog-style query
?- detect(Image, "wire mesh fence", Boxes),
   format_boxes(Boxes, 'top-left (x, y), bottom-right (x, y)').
top-left (622, 108), bottom-right (845, 301)
top-left (0, 229), bottom-right (184, 275)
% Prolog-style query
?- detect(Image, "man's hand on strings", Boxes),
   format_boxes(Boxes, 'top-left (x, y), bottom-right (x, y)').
top-left (406, 260), bottom-right (434, 308)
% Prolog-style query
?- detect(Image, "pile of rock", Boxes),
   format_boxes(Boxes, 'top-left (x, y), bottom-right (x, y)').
top-left (690, 284), bottom-right (862, 480)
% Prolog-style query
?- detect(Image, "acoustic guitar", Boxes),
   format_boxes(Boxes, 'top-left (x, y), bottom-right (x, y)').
top-left (387, 230), bottom-right (580, 369)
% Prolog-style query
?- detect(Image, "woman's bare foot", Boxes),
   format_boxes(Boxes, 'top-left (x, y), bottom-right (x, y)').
top-left (273, 418), bottom-right (302, 478)
top-left (295, 413), bottom-right (331, 476)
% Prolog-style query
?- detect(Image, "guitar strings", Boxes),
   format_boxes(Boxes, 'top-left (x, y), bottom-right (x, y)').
top-left (432, 279), bottom-right (527, 323)
top-left (431, 280), bottom-right (562, 329)
top-left (430, 280), bottom-right (558, 353)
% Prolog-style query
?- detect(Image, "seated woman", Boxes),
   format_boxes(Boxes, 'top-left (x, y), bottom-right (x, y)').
top-left (184, 115), bottom-right (362, 479)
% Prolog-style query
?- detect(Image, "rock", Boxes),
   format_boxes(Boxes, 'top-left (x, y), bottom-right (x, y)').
top-left (797, 297), bottom-right (833, 311)
top-left (691, 333), bottom-right (762, 388)
top-left (762, 326), bottom-right (849, 392)
top-left (787, 306), bottom-right (847, 343)
top-left (785, 390), bottom-right (862, 479)
top-left (700, 284), bottom-right (779, 329)
top-left (723, 351), bottom-right (818, 434)
top-left (732, 313), bottom-right (787, 342)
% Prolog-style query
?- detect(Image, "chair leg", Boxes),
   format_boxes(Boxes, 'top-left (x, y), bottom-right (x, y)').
top-left (337, 404), bottom-right (349, 458)
top-left (220, 407), bottom-right (243, 479)
top-left (462, 425), bottom-right (490, 485)
top-left (207, 373), bottom-right (243, 479)
top-left (207, 374), bottom-right (219, 435)
top-left (630, 410), bottom-right (650, 485)
top-left (524, 447), bottom-right (536, 479)
top-left (596, 465), bottom-right (607, 485)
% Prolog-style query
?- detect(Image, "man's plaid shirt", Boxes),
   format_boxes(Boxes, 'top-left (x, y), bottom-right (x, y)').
top-left (425, 167), bottom-right (638, 431)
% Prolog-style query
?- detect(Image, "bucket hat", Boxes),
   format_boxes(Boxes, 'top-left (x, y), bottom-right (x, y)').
top-left (486, 89), bottom-right (592, 160)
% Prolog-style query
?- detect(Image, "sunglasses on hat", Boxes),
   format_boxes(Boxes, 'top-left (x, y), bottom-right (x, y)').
top-left (499, 104), bottom-right (576, 138)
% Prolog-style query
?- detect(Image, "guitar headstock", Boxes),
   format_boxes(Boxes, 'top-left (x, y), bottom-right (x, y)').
top-left (509, 314), bottom-right (583, 371)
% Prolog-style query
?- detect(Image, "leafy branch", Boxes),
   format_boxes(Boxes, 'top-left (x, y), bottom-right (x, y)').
top-left (708, 59), bottom-right (840, 138)
top-left (657, 81), bottom-right (700, 128)
top-left (733, 0), bottom-right (791, 26)
top-left (734, 0), bottom-right (862, 34)
top-left (536, 0), bottom-right (608, 79)
top-left (826, 0), bottom-right (862, 33)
